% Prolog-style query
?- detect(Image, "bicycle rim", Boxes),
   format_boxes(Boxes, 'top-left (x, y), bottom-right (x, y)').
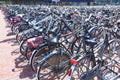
top-left (37, 52), bottom-right (70, 80)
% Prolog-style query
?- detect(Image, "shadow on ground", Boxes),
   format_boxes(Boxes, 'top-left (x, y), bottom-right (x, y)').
top-left (12, 50), bottom-right (36, 80)
top-left (0, 37), bottom-right (18, 46)
top-left (6, 26), bottom-right (36, 80)
top-left (6, 31), bottom-right (15, 36)
top-left (11, 48), bottom-right (20, 55)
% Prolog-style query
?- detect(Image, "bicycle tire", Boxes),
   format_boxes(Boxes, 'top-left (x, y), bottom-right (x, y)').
top-left (19, 40), bottom-right (27, 55)
top-left (37, 51), bottom-right (70, 80)
top-left (29, 43), bottom-right (55, 72)
top-left (24, 45), bottom-right (32, 60)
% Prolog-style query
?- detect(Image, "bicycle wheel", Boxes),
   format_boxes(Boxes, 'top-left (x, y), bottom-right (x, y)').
top-left (96, 39), bottom-right (120, 80)
top-left (16, 32), bottom-right (23, 44)
top-left (19, 40), bottom-right (27, 55)
top-left (24, 45), bottom-right (33, 60)
top-left (11, 21), bottom-right (27, 32)
top-left (11, 23), bottom-right (20, 33)
top-left (37, 51), bottom-right (70, 80)
top-left (102, 39), bottom-right (120, 60)
top-left (29, 44), bottom-right (50, 72)
top-left (11, 21), bottom-right (19, 32)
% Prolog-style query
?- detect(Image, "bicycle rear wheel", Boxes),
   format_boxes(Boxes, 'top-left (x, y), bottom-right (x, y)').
top-left (29, 44), bottom-right (50, 72)
top-left (37, 51), bottom-right (70, 80)
top-left (19, 40), bottom-right (27, 55)
top-left (24, 45), bottom-right (33, 60)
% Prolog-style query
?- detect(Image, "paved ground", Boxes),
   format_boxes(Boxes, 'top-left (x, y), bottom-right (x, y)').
top-left (0, 10), bottom-right (35, 80)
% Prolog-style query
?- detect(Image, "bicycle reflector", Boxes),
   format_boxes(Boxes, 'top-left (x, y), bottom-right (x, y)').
top-left (69, 59), bottom-right (78, 65)
top-left (45, 47), bottom-right (49, 51)
top-left (67, 69), bottom-right (71, 76)
top-left (34, 69), bottom-right (37, 73)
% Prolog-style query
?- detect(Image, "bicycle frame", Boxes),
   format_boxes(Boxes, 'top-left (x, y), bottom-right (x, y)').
top-left (66, 34), bottom-right (110, 80)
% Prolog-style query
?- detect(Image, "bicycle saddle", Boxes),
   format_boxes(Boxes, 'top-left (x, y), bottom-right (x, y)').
top-left (85, 38), bottom-right (97, 46)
